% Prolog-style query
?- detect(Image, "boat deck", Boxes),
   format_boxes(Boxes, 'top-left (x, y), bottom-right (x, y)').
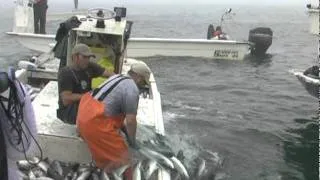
top-left (31, 81), bottom-right (92, 163)
top-left (30, 59), bottom-right (163, 162)
top-left (32, 81), bottom-right (78, 137)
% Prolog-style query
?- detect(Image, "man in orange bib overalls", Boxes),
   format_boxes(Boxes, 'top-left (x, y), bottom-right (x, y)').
top-left (77, 62), bottom-right (151, 179)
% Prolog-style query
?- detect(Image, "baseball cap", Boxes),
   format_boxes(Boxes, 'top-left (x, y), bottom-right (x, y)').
top-left (72, 44), bottom-right (96, 57)
top-left (130, 62), bottom-right (151, 85)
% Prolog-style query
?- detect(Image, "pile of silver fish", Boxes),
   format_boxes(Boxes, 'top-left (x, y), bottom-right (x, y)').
top-left (16, 140), bottom-right (223, 180)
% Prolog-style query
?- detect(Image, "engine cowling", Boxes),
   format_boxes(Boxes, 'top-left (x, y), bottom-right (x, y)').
top-left (248, 27), bottom-right (273, 56)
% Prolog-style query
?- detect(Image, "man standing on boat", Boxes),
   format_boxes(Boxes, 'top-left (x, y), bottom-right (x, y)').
top-left (57, 44), bottom-right (114, 124)
top-left (33, 0), bottom-right (48, 34)
top-left (77, 62), bottom-right (151, 179)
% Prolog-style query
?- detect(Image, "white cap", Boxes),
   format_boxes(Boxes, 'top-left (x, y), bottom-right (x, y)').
top-left (130, 62), bottom-right (151, 85)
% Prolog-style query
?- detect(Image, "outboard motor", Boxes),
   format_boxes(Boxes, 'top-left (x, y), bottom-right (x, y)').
top-left (248, 27), bottom-right (273, 56)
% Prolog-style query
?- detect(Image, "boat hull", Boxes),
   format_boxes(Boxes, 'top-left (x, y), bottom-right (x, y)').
top-left (6, 32), bottom-right (55, 53)
top-left (292, 71), bottom-right (319, 98)
top-left (6, 32), bottom-right (251, 60)
top-left (127, 38), bottom-right (251, 60)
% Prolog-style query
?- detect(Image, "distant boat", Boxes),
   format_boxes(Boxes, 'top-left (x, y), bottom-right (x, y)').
top-left (290, 67), bottom-right (319, 98)
top-left (7, 1), bottom-right (273, 61)
top-left (306, 0), bottom-right (319, 35)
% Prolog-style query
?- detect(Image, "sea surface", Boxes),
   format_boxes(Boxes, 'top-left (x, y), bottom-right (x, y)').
top-left (0, 3), bottom-right (319, 180)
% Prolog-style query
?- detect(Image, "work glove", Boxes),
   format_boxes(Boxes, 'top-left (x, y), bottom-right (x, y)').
top-left (128, 138), bottom-right (140, 150)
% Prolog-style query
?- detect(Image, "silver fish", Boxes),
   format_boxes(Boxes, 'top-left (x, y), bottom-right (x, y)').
top-left (139, 147), bottom-right (174, 169)
top-left (99, 171), bottom-right (110, 180)
top-left (205, 150), bottom-right (224, 167)
top-left (170, 156), bottom-right (189, 179)
top-left (64, 163), bottom-right (80, 180)
top-left (64, 170), bottom-right (74, 180)
top-left (91, 171), bottom-right (100, 180)
top-left (31, 167), bottom-right (46, 177)
top-left (29, 177), bottom-right (55, 180)
top-left (112, 164), bottom-right (130, 179)
top-left (144, 160), bottom-right (159, 179)
top-left (37, 160), bottom-right (50, 173)
top-left (17, 160), bottom-right (34, 171)
top-left (77, 166), bottom-right (90, 174)
top-left (51, 160), bottom-right (63, 176)
top-left (76, 169), bottom-right (91, 180)
top-left (196, 158), bottom-right (206, 178)
top-left (157, 167), bottom-right (171, 180)
top-left (32, 157), bottom-right (41, 163)
top-left (28, 170), bottom-right (36, 179)
top-left (112, 173), bottom-right (122, 180)
top-left (71, 171), bottom-right (78, 180)
top-left (133, 161), bottom-right (142, 180)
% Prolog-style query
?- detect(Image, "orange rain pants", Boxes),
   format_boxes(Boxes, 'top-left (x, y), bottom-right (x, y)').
top-left (76, 92), bottom-right (129, 170)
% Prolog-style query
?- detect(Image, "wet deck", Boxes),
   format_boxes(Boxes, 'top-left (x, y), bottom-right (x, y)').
top-left (32, 81), bottom-right (78, 137)
top-left (31, 77), bottom-right (161, 162)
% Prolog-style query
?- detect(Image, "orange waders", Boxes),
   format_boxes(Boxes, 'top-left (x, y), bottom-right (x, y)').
top-left (76, 76), bottom-right (130, 170)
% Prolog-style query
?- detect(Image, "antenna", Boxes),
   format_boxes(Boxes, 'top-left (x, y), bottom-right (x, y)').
top-left (220, 8), bottom-right (232, 27)
top-left (74, 0), bottom-right (78, 10)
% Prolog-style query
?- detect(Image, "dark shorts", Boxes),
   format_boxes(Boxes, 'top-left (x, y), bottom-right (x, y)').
top-left (56, 103), bottom-right (79, 125)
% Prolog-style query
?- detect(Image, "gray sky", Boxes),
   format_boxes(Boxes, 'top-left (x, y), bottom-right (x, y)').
top-left (50, 0), bottom-right (307, 6)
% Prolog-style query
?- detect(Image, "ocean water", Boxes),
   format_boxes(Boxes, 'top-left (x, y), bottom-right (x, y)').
top-left (0, 3), bottom-right (319, 180)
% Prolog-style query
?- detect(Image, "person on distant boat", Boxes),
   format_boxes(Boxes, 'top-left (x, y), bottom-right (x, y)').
top-left (77, 62), bottom-right (151, 179)
top-left (57, 44), bottom-right (114, 124)
top-left (33, 0), bottom-right (48, 34)
top-left (213, 26), bottom-right (222, 37)
top-left (303, 65), bottom-right (319, 79)
top-left (207, 24), bottom-right (215, 39)
top-left (213, 26), bottom-right (228, 40)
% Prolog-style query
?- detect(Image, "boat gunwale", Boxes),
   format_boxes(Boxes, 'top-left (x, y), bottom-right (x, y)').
top-left (6, 32), bottom-right (252, 45)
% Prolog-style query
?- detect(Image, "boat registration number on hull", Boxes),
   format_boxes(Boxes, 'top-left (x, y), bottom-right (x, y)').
top-left (214, 50), bottom-right (239, 59)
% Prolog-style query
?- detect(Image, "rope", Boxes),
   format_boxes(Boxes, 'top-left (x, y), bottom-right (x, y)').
top-left (0, 77), bottom-right (43, 165)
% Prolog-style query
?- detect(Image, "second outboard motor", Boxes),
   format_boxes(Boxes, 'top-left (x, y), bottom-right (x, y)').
top-left (248, 27), bottom-right (273, 56)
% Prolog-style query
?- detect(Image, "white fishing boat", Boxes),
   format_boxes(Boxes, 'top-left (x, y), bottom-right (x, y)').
top-left (6, 0), bottom-right (273, 61)
top-left (11, 6), bottom-right (172, 179)
top-left (289, 2), bottom-right (319, 99)
top-left (290, 68), bottom-right (319, 98)
top-left (306, 0), bottom-right (320, 35)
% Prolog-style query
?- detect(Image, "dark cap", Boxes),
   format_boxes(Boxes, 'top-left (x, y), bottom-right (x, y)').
top-left (72, 44), bottom-right (95, 57)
